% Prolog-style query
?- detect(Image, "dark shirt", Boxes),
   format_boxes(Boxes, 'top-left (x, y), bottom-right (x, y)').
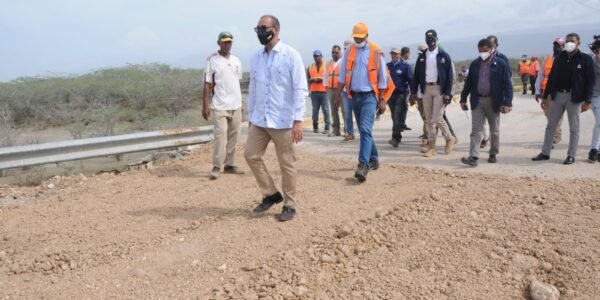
top-left (387, 59), bottom-right (413, 94)
top-left (477, 58), bottom-right (492, 96)
top-left (555, 53), bottom-right (575, 91)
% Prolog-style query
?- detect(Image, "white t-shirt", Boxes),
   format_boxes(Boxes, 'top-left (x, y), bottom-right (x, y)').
top-left (425, 47), bottom-right (439, 83)
top-left (204, 52), bottom-right (242, 110)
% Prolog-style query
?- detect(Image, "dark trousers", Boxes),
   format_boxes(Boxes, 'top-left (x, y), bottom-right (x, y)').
top-left (529, 76), bottom-right (537, 95)
top-left (387, 92), bottom-right (407, 140)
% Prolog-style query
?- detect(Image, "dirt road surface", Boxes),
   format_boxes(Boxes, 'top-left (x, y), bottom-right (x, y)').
top-left (1, 94), bottom-right (599, 299)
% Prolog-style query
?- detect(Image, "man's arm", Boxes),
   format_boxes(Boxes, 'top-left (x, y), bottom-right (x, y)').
top-left (460, 62), bottom-right (473, 104)
top-left (502, 61), bottom-right (514, 108)
top-left (584, 55), bottom-right (596, 103)
top-left (410, 56), bottom-right (421, 95)
top-left (444, 53), bottom-right (454, 96)
top-left (202, 58), bottom-right (214, 120)
top-left (406, 62), bottom-right (414, 93)
top-left (291, 51), bottom-right (308, 143)
top-left (535, 58), bottom-right (545, 97)
top-left (377, 54), bottom-right (388, 90)
top-left (247, 55), bottom-right (256, 124)
top-left (542, 58), bottom-right (558, 100)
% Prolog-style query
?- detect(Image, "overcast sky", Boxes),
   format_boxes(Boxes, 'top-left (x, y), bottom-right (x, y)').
top-left (1, 0), bottom-right (599, 82)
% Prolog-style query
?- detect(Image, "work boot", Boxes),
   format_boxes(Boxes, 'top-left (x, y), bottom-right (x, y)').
top-left (488, 154), bottom-right (497, 163)
top-left (209, 167), bottom-right (220, 180)
top-left (424, 147), bottom-right (437, 157)
top-left (461, 156), bottom-right (478, 167)
top-left (588, 149), bottom-right (598, 162)
top-left (343, 135), bottom-right (355, 142)
top-left (369, 160), bottom-right (380, 170)
top-left (354, 163), bottom-right (369, 182)
top-left (444, 137), bottom-right (456, 154)
top-left (388, 138), bottom-right (399, 147)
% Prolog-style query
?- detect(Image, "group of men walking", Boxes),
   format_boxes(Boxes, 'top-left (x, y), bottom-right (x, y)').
top-left (202, 14), bottom-right (600, 221)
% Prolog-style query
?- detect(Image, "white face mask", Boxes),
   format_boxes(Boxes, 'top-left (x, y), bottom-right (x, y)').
top-left (355, 41), bottom-right (366, 48)
top-left (564, 42), bottom-right (577, 53)
top-left (479, 51), bottom-right (491, 61)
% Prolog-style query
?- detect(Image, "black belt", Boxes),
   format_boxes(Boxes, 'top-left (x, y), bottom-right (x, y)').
top-left (479, 94), bottom-right (490, 97)
top-left (557, 89), bottom-right (571, 93)
top-left (351, 91), bottom-right (374, 96)
top-left (425, 82), bottom-right (439, 86)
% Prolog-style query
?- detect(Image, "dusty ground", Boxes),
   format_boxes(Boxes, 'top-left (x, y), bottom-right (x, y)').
top-left (0, 140), bottom-right (599, 299)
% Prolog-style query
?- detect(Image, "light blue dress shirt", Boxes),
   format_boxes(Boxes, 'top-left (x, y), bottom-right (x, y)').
top-left (338, 43), bottom-right (388, 92)
top-left (248, 41), bottom-right (308, 129)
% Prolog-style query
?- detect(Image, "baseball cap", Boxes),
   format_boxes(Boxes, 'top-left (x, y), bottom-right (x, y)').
top-left (218, 32), bottom-right (233, 42)
top-left (390, 47), bottom-right (401, 54)
top-left (425, 29), bottom-right (437, 38)
top-left (352, 23), bottom-right (368, 38)
top-left (313, 50), bottom-right (322, 56)
top-left (553, 37), bottom-right (565, 46)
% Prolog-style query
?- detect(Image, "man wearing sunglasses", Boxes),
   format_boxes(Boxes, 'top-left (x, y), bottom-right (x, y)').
top-left (245, 15), bottom-right (308, 222)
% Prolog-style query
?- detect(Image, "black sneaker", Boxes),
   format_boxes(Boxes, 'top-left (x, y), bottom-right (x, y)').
top-left (588, 149), bottom-right (598, 162)
top-left (532, 153), bottom-right (550, 161)
top-left (252, 192), bottom-right (283, 213)
top-left (278, 206), bottom-right (296, 222)
top-left (388, 139), bottom-right (399, 148)
top-left (461, 156), bottom-right (478, 167)
top-left (224, 165), bottom-right (245, 174)
top-left (354, 163), bottom-right (369, 182)
top-left (369, 160), bottom-right (380, 170)
top-left (488, 154), bottom-right (497, 163)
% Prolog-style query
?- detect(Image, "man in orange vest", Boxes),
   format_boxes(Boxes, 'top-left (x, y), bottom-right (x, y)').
top-left (336, 23), bottom-right (393, 182)
top-left (307, 50), bottom-right (330, 134)
top-left (528, 56), bottom-right (539, 95)
top-left (324, 45), bottom-right (344, 137)
top-left (535, 38), bottom-right (565, 144)
top-left (518, 55), bottom-right (531, 94)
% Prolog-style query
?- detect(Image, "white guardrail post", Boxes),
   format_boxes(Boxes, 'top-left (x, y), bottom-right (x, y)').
top-left (0, 126), bottom-right (214, 170)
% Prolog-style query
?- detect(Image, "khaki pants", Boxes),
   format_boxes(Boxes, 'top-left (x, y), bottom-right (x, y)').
top-left (212, 109), bottom-right (242, 168)
top-left (328, 90), bottom-right (345, 134)
top-left (244, 125), bottom-right (297, 208)
top-left (422, 85), bottom-right (452, 146)
top-left (543, 99), bottom-right (563, 142)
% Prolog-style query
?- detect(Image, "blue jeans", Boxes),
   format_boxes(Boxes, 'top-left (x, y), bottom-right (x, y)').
top-left (591, 95), bottom-right (600, 150)
top-left (310, 92), bottom-right (330, 130)
top-left (342, 92), bottom-right (354, 136)
top-left (352, 92), bottom-right (378, 165)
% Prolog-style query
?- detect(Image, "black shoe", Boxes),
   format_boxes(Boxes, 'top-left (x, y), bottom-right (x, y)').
top-left (588, 149), bottom-right (598, 162)
top-left (354, 163), bottom-right (369, 182)
top-left (461, 156), bottom-right (478, 167)
top-left (532, 153), bottom-right (550, 161)
top-left (278, 206), bottom-right (296, 222)
top-left (401, 126), bottom-right (412, 131)
top-left (252, 192), bottom-right (283, 213)
top-left (563, 156), bottom-right (575, 165)
top-left (388, 138), bottom-right (399, 147)
top-left (369, 160), bottom-right (380, 170)
top-left (488, 155), bottom-right (497, 163)
top-left (313, 128), bottom-right (318, 133)
top-left (224, 165), bottom-right (245, 174)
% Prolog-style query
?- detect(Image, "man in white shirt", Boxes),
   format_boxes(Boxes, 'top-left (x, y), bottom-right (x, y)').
top-left (203, 31), bottom-right (245, 180)
top-left (244, 15), bottom-right (308, 222)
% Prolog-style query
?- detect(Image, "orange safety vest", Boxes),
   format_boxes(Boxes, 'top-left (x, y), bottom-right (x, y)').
top-left (528, 60), bottom-right (539, 76)
top-left (344, 41), bottom-right (395, 101)
top-left (308, 63), bottom-right (327, 92)
top-left (541, 55), bottom-right (554, 92)
top-left (326, 60), bottom-right (341, 89)
top-left (518, 61), bottom-right (531, 75)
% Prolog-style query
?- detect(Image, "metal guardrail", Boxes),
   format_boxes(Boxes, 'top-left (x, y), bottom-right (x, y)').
top-left (0, 126), bottom-right (214, 170)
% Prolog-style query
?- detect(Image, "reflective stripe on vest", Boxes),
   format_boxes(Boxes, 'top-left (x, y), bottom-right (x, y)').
top-left (518, 61), bottom-right (531, 75)
top-left (326, 60), bottom-right (340, 89)
top-left (541, 55), bottom-right (554, 92)
top-left (528, 61), bottom-right (539, 76)
top-left (344, 41), bottom-right (395, 101)
top-left (308, 63), bottom-right (327, 92)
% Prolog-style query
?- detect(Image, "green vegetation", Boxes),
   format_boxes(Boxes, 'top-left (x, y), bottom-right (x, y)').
top-left (0, 64), bottom-right (208, 145)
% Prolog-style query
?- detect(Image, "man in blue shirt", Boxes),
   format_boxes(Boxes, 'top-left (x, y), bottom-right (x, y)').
top-left (387, 47), bottom-right (413, 147)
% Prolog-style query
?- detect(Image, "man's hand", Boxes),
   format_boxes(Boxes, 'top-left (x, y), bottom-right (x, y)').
top-left (409, 94), bottom-right (417, 106)
top-left (378, 95), bottom-right (386, 114)
top-left (442, 95), bottom-right (452, 105)
top-left (292, 121), bottom-right (304, 144)
top-left (501, 105), bottom-right (512, 114)
top-left (202, 106), bottom-right (210, 120)
top-left (535, 94), bottom-right (541, 103)
top-left (460, 102), bottom-right (468, 111)
top-left (582, 102), bottom-right (591, 112)
top-left (541, 98), bottom-right (548, 110)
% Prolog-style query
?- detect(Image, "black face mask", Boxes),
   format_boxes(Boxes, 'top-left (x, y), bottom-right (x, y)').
top-left (257, 30), bottom-right (274, 45)
top-left (426, 37), bottom-right (436, 48)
